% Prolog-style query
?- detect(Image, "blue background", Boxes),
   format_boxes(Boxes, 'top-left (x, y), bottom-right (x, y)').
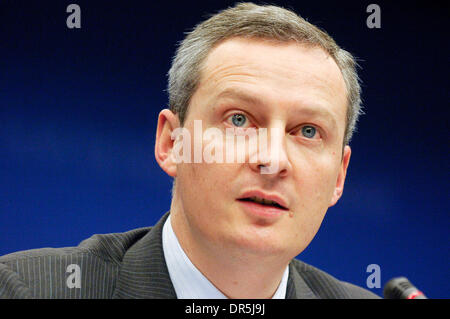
top-left (0, 1), bottom-right (448, 298)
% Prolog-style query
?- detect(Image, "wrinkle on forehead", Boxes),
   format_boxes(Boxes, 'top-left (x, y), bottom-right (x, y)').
top-left (198, 38), bottom-right (347, 109)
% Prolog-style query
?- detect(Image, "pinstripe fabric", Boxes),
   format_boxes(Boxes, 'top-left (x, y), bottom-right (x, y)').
top-left (111, 213), bottom-right (176, 299)
top-left (0, 212), bottom-right (379, 299)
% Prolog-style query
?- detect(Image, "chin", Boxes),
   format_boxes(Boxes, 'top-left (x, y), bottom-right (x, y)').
top-left (228, 226), bottom-right (291, 257)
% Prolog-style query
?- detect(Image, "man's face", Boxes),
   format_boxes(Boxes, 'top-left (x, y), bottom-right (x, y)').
top-left (167, 38), bottom-right (351, 259)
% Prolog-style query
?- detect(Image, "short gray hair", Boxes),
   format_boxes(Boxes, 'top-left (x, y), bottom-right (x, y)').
top-left (168, 2), bottom-right (363, 145)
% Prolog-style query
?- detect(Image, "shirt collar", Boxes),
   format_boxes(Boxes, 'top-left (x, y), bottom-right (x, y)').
top-left (162, 214), bottom-right (289, 299)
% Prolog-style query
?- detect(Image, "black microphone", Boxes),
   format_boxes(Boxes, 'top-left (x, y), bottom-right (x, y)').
top-left (383, 277), bottom-right (427, 299)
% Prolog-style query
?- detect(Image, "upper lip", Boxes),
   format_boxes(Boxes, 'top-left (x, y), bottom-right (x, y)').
top-left (238, 190), bottom-right (289, 210)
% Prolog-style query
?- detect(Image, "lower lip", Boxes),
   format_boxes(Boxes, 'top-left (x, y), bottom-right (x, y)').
top-left (237, 200), bottom-right (287, 220)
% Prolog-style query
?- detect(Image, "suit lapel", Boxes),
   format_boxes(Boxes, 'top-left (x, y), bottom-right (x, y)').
top-left (112, 212), bottom-right (177, 299)
top-left (286, 262), bottom-right (317, 299)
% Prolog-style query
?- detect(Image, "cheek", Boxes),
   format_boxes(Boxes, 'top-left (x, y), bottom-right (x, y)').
top-left (291, 152), bottom-right (340, 208)
top-left (176, 162), bottom-right (240, 239)
top-left (177, 162), bottom-right (234, 206)
top-left (313, 166), bottom-right (338, 201)
top-left (289, 164), bottom-right (336, 249)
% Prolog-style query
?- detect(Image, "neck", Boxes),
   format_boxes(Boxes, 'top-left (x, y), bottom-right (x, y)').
top-left (169, 200), bottom-right (289, 299)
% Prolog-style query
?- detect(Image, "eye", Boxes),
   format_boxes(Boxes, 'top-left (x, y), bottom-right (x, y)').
top-left (300, 125), bottom-right (319, 139)
top-left (228, 113), bottom-right (248, 127)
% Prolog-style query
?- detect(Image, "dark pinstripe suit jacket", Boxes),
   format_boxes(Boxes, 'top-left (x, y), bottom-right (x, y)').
top-left (0, 212), bottom-right (379, 299)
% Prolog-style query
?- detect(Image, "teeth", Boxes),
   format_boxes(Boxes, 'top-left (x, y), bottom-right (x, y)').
top-left (250, 196), bottom-right (278, 206)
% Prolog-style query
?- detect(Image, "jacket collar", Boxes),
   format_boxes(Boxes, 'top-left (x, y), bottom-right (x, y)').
top-left (112, 211), bottom-right (177, 298)
top-left (286, 262), bottom-right (317, 299)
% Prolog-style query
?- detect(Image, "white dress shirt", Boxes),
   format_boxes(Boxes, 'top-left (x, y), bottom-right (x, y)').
top-left (162, 214), bottom-right (289, 299)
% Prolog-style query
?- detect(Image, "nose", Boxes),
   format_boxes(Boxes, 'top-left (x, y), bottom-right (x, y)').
top-left (248, 126), bottom-right (291, 176)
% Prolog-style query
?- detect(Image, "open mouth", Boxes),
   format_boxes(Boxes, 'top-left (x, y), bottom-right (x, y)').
top-left (238, 196), bottom-right (287, 210)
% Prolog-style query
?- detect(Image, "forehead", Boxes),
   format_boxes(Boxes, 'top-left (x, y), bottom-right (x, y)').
top-left (191, 37), bottom-right (347, 127)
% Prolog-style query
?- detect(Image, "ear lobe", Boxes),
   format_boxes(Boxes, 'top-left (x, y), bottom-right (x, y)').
top-left (329, 145), bottom-right (351, 207)
top-left (154, 109), bottom-right (180, 177)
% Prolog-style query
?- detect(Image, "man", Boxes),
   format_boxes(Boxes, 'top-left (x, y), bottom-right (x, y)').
top-left (0, 3), bottom-right (378, 298)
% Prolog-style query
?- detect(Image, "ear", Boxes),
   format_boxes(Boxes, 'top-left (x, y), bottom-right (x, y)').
top-left (154, 109), bottom-right (180, 177)
top-left (329, 145), bottom-right (351, 207)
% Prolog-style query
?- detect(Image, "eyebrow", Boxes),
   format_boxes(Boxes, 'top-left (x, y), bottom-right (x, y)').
top-left (214, 87), bottom-right (338, 130)
top-left (215, 87), bottom-right (264, 107)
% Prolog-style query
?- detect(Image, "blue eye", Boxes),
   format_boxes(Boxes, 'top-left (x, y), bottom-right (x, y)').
top-left (301, 125), bottom-right (316, 138)
top-left (231, 114), bottom-right (247, 127)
